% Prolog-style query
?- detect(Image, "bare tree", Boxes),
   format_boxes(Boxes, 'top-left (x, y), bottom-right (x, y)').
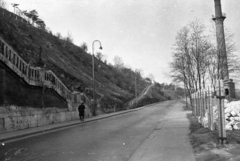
top-left (56, 32), bottom-right (62, 39)
top-left (113, 56), bottom-right (124, 70)
top-left (96, 52), bottom-right (104, 61)
top-left (148, 73), bottom-right (155, 83)
top-left (21, 10), bottom-right (27, 19)
top-left (15, 6), bottom-right (22, 16)
top-left (188, 19), bottom-right (212, 90)
top-left (11, 3), bottom-right (19, 13)
top-left (23, 11), bottom-right (31, 23)
top-left (206, 48), bottom-right (218, 90)
top-left (171, 18), bottom-right (239, 108)
top-left (170, 19), bottom-right (213, 107)
top-left (24, 10), bottom-right (38, 24)
top-left (80, 42), bottom-right (88, 52)
top-left (36, 18), bottom-right (46, 29)
top-left (0, 0), bottom-right (7, 9)
top-left (65, 31), bottom-right (73, 43)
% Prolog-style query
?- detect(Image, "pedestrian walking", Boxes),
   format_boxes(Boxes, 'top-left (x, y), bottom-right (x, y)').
top-left (78, 102), bottom-right (85, 121)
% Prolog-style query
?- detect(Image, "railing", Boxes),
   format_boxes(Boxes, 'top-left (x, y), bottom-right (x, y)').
top-left (190, 80), bottom-right (229, 144)
top-left (0, 37), bottom-right (72, 103)
top-left (191, 88), bottom-right (215, 129)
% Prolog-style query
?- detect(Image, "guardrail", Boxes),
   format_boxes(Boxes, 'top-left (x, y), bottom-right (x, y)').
top-left (0, 37), bottom-right (72, 103)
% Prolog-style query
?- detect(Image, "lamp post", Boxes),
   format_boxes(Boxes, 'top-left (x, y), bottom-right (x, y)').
top-left (135, 72), bottom-right (137, 100)
top-left (92, 40), bottom-right (102, 116)
top-left (135, 69), bottom-right (139, 107)
top-left (39, 47), bottom-right (42, 63)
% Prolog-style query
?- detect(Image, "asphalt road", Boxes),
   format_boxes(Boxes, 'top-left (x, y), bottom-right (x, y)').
top-left (0, 100), bottom-right (178, 161)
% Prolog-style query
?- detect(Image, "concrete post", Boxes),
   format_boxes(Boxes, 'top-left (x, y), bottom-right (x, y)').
top-left (196, 92), bottom-right (199, 117)
top-left (199, 90), bottom-right (203, 124)
top-left (210, 93), bottom-right (214, 131)
top-left (218, 97), bottom-right (226, 143)
top-left (228, 79), bottom-right (236, 99)
top-left (207, 88), bottom-right (211, 130)
top-left (197, 91), bottom-right (200, 117)
top-left (193, 93), bottom-right (197, 117)
top-left (198, 92), bottom-right (200, 117)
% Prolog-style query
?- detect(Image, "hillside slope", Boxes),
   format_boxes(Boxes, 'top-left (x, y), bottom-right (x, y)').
top-left (0, 8), bottom-right (151, 111)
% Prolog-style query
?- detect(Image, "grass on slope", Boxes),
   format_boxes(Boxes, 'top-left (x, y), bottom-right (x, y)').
top-left (0, 8), bottom-right (142, 110)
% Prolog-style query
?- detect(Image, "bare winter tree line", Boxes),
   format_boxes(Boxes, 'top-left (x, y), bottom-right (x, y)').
top-left (0, 0), bottom-right (46, 29)
top-left (170, 19), bottom-right (240, 106)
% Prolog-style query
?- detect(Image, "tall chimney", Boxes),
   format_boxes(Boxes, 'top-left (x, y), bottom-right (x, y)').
top-left (214, 0), bottom-right (223, 18)
top-left (213, 0), bottom-right (228, 81)
top-left (213, 0), bottom-right (236, 99)
top-left (213, 2), bottom-right (235, 145)
top-left (213, 0), bottom-right (236, 98)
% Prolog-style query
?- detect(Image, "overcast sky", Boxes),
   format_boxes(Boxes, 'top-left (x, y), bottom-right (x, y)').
top-left (4, 0), bottom-right (240, 84)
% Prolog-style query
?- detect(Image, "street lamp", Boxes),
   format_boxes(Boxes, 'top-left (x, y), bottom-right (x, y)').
top-left (92, 40), bottom-right (102, 116)
top-left (135, 69), bottom-right (139, 108)
top-left (135, 72), bottom-right (137, 100)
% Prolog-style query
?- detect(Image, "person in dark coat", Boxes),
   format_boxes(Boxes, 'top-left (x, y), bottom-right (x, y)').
top-left (78, 102), bottom-right (85, 121)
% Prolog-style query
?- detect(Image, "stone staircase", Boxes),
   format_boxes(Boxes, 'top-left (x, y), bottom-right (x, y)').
top-left (0, 36), bottom-right (95, 133)
top-left (0, 35), bottom-right (93, 111)
top-left (0, 36), bottom-right (72, 103)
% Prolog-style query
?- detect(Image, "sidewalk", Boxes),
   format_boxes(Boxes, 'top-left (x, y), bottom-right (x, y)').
top-left (0, 104), bottom-right (151, 143)
top-left (129, 102), bottom-right (196, 161)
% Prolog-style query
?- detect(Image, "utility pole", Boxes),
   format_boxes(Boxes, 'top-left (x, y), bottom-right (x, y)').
top-left (92, 40), bottom-right (102, 116)
top-left (135, 70), bottom-right (138, 107)
top-left (135, 75), bottom-right (137, 99)
top-left (39, 47), bottom-right (42, 63)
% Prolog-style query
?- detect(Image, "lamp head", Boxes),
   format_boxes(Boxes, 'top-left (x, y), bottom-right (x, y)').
top-left (99, 46), bottom-right (103, 50)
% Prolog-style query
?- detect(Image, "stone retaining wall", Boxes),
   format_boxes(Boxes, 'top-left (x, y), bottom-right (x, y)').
top-left (0, 61), bottom-right (68, 108)
top-left (0, 59), bottom-right (92, 134)
top-left (0, 106), bottom-right (79, 133)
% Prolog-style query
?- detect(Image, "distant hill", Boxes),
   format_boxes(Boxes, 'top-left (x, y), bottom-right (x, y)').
top-left (129, 83), bottom-right (180, 108)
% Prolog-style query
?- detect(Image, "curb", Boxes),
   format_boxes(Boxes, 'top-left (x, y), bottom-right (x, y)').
top-left (0, 102), bottom-right (160, 143)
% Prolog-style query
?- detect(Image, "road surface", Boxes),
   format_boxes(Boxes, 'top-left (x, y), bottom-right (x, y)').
top-left (0, 100), bottom-right (180, 161)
